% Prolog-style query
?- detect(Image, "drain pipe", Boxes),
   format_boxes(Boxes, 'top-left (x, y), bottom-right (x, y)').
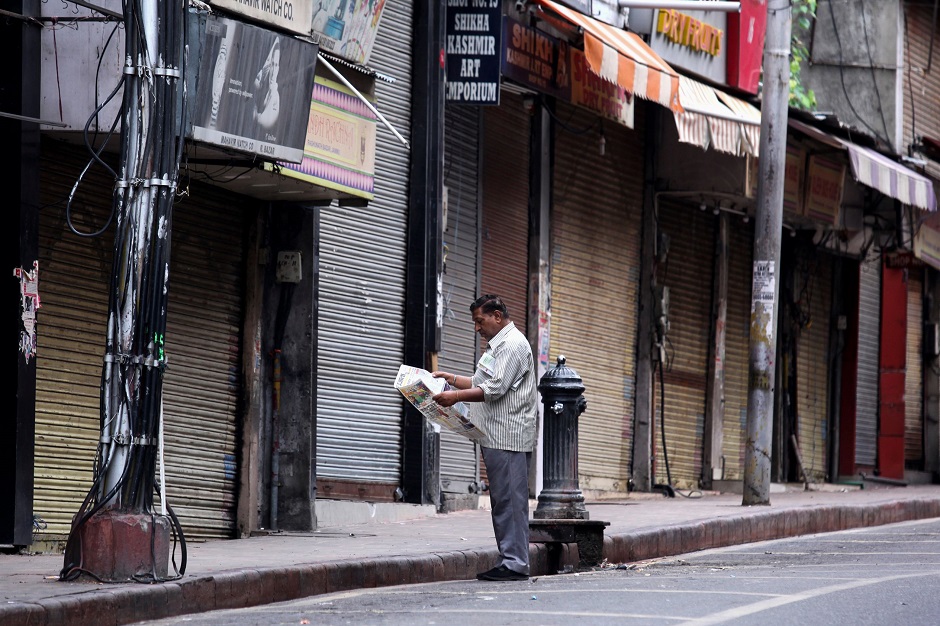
top-left (270, 348), bottom-right (282, 531)
top-left (270, 275), bottom-right (296, 532)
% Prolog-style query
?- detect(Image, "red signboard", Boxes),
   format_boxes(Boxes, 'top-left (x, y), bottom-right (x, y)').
top-left (726, 0), bottom-right (766, 94)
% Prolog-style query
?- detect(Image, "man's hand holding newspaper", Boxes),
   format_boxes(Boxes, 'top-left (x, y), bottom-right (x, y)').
top-left (394, 365), bottom-right (487, 441)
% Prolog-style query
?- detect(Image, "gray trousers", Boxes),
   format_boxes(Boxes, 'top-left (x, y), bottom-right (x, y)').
top-left (482, 447), bottom-right (531, 574)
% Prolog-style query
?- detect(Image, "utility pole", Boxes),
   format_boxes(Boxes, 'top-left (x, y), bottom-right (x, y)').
top-left (60, 0), bottom-right (188, 582)
top-left (742, 0), bottom-right (791, 506)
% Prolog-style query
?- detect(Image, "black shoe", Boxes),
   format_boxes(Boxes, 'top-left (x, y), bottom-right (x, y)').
top-left (476, 565), bottom-right (529, 581)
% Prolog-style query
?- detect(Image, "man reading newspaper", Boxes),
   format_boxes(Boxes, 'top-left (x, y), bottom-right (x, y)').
top-left (430, 294), bottom-right (538, 583)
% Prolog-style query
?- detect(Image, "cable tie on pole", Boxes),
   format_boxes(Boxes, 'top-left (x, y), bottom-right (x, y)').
top-left (144, 355), bottom-right (168, 370)
top-left (153, 66), bottom-right (181, 79)
top-left (132, 436), bottom-right (157, 446)
top-left (148, 177), bottom-right (176, 189)
top-left (105, 352), bottom-right (139, 364)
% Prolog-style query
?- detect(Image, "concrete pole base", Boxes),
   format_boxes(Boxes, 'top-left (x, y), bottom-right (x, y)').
top-left (74, 510), bottom-right (171, 583)
top-left (533, 488), bottom-right (589, 520)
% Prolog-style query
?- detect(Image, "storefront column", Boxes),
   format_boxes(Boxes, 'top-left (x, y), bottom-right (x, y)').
top-left (528, 97), bottom-right (554, 495)
top-left (634, 107), bottom-right (659, 493)
top-left (926, 269), bottom-right (940, 477)
top-left (702, 213), bottom-right (729, 489)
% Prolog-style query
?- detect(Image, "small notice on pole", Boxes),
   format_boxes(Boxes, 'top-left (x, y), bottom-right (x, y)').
top-left (751, 260), bottom-right (776, 331)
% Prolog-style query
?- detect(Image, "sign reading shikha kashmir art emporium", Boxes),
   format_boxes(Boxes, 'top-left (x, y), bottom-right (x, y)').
top-left (445, 0), bottom-right (501, 105)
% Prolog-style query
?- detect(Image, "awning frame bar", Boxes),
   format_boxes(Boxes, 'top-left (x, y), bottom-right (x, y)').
top-left (317, 53), bottom-right (410, 150)
top-left (680, 107), bottom-right (761, 126)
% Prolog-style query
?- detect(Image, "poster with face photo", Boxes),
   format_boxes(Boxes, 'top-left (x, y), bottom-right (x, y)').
top-left (191, 14), bottom-right (318, 163)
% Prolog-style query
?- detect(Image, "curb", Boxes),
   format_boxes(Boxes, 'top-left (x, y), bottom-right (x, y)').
top-left (4, 497), bottom-right (940, 626)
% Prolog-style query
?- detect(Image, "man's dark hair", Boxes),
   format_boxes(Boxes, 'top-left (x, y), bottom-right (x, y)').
top-left (471, 294), bottom-right (509, 318)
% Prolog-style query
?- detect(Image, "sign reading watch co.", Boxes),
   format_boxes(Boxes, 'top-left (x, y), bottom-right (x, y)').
top-left (445, 0), bottom-right (501, 105)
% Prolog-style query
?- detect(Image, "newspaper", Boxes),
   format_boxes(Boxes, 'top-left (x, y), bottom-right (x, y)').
top-left (394, 365), bottom-right (487, 442)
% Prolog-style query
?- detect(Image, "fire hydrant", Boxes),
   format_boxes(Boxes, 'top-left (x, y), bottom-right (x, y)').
top-left (534, 355), bottom-right (588, 520)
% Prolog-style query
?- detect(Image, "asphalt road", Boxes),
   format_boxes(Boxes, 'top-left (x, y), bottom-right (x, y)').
top-left (133, 517), bottom-right (940, 625)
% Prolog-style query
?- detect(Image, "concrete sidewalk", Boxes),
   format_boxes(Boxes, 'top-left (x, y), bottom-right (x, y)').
top-left (4, 483), bottom-right (940, 626)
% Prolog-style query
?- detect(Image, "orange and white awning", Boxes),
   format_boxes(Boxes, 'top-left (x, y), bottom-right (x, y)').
top-left (675, 75), bottom-right (762, 157)
top-left (534, 0), bottom-right (682, 113)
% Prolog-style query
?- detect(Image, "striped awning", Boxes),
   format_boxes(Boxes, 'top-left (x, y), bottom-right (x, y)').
top-left (535, 0), bottom-right (682, 112)
top-left (674, 75), bottom-right (761, 157)
top-left (839, 139), bottom-right (937, 212)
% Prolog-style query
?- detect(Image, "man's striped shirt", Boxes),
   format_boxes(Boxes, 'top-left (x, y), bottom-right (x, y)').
top-left (471, 321), bottom-right (538, 452)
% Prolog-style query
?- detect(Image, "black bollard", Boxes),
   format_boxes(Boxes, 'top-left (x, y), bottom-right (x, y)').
top-left (534, 355), bottom-right (589, 520)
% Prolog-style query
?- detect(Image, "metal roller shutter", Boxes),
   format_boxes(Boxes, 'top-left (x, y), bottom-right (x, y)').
top-left (160, 190), bottom-right (247, 539)
top-left (480, 92), bottom-right (531, 487)
top-left (722, 219), bottom-right (754, 481)
top-left (793, 251), bottom-right (832, 482)
top-left (439, 103), bottom-right (482, 494)
top-left (857, 257), bottom-right (880, 466)
top-left (315, 2), bottom-right (412, 486)
top-left (482, 93), bottom-right (529, 336)
top-left (903, 5), bottom-right (940, 182)
top-left (550, 101), bottom-right (643, 493)
top-left (905, 266), bottom-right (924, 466)
top-left (34, 144), bottom-right (114, 541)
top-left (35, 141), bottom-right (247, 541)
top-left (654, 199), bottom-right (714, 489)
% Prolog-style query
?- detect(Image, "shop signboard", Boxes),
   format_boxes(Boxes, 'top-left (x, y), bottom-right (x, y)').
top-left (208, 0), bottom-right (387, 65)
top-left (501, 17), bottom-right (632, 128)
top-left (783, 144), bottom-right (805, 216)
top-left (570, 47), bottom-right (634, 128)
top-left (914, 212), bottom-right (940, 272)
top-left (190, 13), bottom-right (319, 164)
top-left (270, 75), bottom-right (377, 200)
top-left (804, 153), bottom-right (845, 224)
top-left (726, 0), bottom-right (767, 94)
top-left (209, 0), bottom-right (313, 38)
top-left (309, 0), bottom-right (387, 65)
top-left (501, 16), bottom-right (570, 99)
top-left (646, 7), bottom-right (727, 85)
top-left (446, 0), bottom-right (501, 105)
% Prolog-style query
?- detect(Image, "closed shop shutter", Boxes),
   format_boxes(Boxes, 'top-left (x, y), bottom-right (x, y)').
top-left (160, 188), bottom-right (247, 539)
top-left (857, 258), bottom-right (880, 466)
top-left (903, 5), bottom-right (940, 182)
top-left (35, 141), bottom-right (247, 540)
top-left (654, 199), bottom-right (715, 489)
top-left (35, 145), bottom-right (114, 540)
top-left (315, 2), bottom-right (413, 489)
top-left (480, 92), bottom-right (531, 487)
top-left (793, 251), bottom-right (832, 482)
top-left (481, 93), bottom-right (529, 336)
top-left (550, 101), bottom-right (644, 493)
top-left (722, 219), bottom-right (755, 480)
top-left (905, 266), bottom-right (924, 466)
top-left (439, 104), bottom-right (482, 494)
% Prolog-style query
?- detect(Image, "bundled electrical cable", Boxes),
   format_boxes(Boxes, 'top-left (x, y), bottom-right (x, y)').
top-left (60, 0), bottom-right (188, 583)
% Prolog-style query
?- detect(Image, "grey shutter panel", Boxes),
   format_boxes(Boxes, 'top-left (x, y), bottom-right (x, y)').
top-left (856, 259), bottom-right (880, 466)
top-left (439, 103), bottom-right (482, 494)
top-left (315, 1), bottom-right (413, 488)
